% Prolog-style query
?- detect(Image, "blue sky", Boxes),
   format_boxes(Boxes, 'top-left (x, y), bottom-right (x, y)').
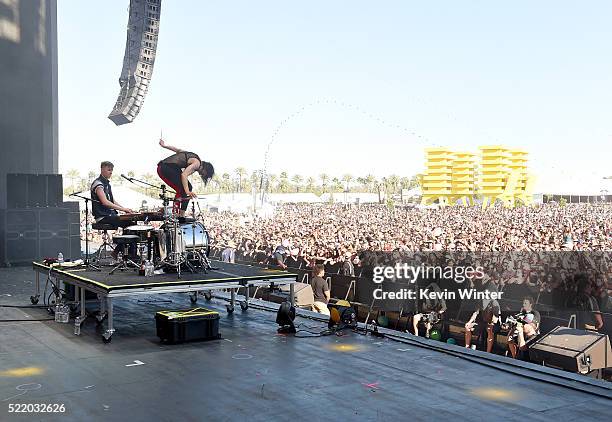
top-left (57, 1), bottom-right (612, 191)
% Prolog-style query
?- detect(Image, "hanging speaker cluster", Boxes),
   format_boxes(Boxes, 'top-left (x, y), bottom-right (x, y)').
top-left (108, 0), bottom-right (162, 125)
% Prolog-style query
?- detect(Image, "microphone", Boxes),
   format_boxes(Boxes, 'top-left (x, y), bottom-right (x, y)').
top-left (121, 174), bottom-right (132, 182)
top-left (69, 190), bottom-right (83, 196)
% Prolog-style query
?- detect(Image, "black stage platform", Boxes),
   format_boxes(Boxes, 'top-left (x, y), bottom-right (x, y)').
top-left (0, 267), bottom-right (611, 421)
top-left (31, 261), bottom-right (296, 342)
top-left (32, 261), bottom-right (296, 292)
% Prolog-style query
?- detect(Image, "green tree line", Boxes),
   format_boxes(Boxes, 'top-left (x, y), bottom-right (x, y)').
top-left (63, 168), bottom-right (422, 198)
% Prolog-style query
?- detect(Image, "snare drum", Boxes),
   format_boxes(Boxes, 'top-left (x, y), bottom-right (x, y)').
top-left (124, 225), bottom-right (154, 242)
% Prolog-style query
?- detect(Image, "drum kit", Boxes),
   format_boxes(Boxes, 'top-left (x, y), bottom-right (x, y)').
top-left (108, 178), bottom-right (213, 278)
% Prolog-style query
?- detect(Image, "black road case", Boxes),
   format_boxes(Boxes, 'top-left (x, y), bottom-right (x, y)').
top-left (155, 307), bottom-right (221, 343)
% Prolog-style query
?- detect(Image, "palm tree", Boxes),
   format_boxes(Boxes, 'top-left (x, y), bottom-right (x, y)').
top-left (268, 174), bottom-right (278, 193)
top-left (356, 177), bottom-right (367, 192)
top-left (387, 174), bottom-right (400, 194)
top-left (291, 174), bottom-right (303, 192)
top-left (319, 173), bottom-right (329, 192)
top-left (365, 174), bottom-right (376, 193)
top-left (341, 174), bottom-right (353, 192)
top-left (306, 177), bottom-right (315, 192)
top-left (331, 177), bottom-right (342, 192)
top-left (279, 171), bottom-right (289, 193)
top-left (66, 169), bottom-right (80, 190)
top-left (234, 167), bottom-right (247, 193)
top-left (210, 174), bottom-right (222, 193)
top-left (410, 174), bottom-right (423, 189)
top-left (221, 173), bottom-right (231, 192)
top-left (250, 171), bottom-right (260, 193)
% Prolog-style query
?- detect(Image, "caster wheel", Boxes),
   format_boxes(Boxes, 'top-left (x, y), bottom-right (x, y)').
top-left (96, 314), bottom-right (107, 326)
top-left (204, 291), bottom-right (212, 301)
top-left (102, 336), bottom-right (112, 344)
top-left (30, 296), bottom-right (39, 305)
top-left (240, 301), bottom-right (248, 311)
top-left (226, 305), bottom-right (234, 314)
top-left (190, 293), bottom-right (198, 304)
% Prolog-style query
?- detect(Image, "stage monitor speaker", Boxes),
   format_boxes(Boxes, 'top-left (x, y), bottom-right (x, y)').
top-left (279, 282), bottom-right (315, 308)
top-left (529, 326), bottom-right (611, 374)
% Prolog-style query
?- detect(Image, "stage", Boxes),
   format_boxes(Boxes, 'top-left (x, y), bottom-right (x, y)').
top-left (31, 261), bottom-right (297, 342)
top-left (0, 266), bottom-right (610, 420)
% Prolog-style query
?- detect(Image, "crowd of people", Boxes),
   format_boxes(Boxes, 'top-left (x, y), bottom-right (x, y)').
top-left (204, 202), bottom-right (611, 260)
top-left (204, 202), bottom-right (611, 317)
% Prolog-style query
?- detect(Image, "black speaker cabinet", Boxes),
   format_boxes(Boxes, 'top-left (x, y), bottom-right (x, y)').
top-left (27, 174), bottom-right (47, 207)
top-left (1, 208), bottom-right (38, 265)
top-left (47, 175), bottom-right (63, 207)
top-left (529, 326), bottom-right (612, 374)
top-left (0, 205), bottom-right (81, 266)
top-left (6, 173), bottom-right (64, 208)
top-left (6, 174), bottom-right (28, 208)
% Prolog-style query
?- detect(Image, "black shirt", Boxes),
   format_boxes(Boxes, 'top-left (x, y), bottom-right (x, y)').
top-left (159, 151), bottom-right (200, 168)
top-left (341, 260), bottom-right (355, 276)
top-left (575, 294), bottom-right (600, 328)
top-left (91, 175), bottom-right (117, 219)
top-left (312, 276), bottom-right (329, 303)
top-left (285, 255), bottom-right (300, 269)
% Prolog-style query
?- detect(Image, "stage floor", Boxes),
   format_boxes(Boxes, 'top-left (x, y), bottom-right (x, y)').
top-left (32, 261), bottom-right (295, 292)
top-left (0, 267), bottom-right (611, 421)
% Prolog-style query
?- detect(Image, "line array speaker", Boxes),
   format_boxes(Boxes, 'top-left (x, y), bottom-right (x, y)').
top-left (108, 0), bottom-right (162, 125)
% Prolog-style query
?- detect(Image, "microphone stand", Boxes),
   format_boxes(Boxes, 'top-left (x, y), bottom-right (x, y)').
top-left (70, 192), bottom-right (101, 271)
top-left (122, 174), bottom-right (176, 211)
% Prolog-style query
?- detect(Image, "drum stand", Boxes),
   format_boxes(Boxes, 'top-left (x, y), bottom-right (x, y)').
top-left (161, 215), bottom-right (196, 279)
top-left (188, 201), bottom-right (213, 273)
top-left (109, 238), bottom-right (140, 275)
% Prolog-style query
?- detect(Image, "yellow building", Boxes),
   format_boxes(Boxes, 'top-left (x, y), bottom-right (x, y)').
top-left (508, 149), bottom-right (532, 205)
top-left (451, 151), bottom-right (476, 206)
top-left (479, 145), bottom-right (510, 208)
top-left (421, 148), bottom-right (454, 206)
top-left (421, 145), bottom-right (532, 208)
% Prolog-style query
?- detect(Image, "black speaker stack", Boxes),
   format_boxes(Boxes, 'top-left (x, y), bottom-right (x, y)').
top-left (0, 174), bottom-right (80, 266)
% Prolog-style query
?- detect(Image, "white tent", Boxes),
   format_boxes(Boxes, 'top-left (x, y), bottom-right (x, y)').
top-left (65, 186), bottom-right (155, 210)
top-left (319, 192), bottom-right (380, 203)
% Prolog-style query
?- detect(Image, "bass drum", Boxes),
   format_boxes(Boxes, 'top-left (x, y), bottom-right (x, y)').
top-left (180, 221), bottom-right (210, 256)
top-left (158, 221), bottom-right (210, 257)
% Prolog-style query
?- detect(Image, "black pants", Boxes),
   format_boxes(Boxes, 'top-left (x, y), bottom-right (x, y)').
top-left (95, 215), bottom-right (135, 256)
top-left (95, 215), bottom-right (132, 229)
top-left (157, 162), bottom-right (192, 212)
